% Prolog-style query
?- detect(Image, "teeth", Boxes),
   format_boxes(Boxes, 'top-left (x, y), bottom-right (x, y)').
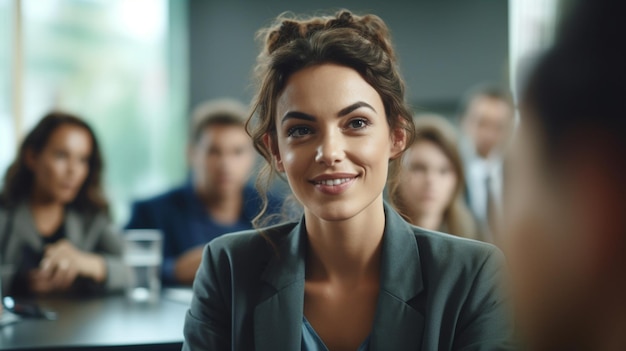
top-left (315, 178), bottom-right (353, 186)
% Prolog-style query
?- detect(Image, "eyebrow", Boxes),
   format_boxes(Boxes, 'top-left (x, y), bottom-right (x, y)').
top-left (281, 111), bottom-right (316, 125)
top-left (280, 101), bottom-right (377, 125)
top-left (337, 101), bottom-right (377, 117)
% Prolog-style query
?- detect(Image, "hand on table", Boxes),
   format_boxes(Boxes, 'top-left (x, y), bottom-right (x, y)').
top-left (29, 239), bottom-right (106, 294)
top-left (174, 246), bottom-right (205, 286)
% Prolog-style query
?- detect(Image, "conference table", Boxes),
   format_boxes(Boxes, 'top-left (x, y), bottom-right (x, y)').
top-left (0, 288), bottom-right (192, 351)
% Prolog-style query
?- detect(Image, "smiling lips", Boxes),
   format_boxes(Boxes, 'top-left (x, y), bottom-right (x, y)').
top-left (313, 177), bottom-right (353, 186)
top-left (310, 174), bottom-right (358, 195)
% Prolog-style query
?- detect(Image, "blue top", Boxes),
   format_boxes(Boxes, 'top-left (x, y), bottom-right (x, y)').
top-left (126, 183), bottom-right (282, 285)
top-left (301, 317), bottom-right (370, 351)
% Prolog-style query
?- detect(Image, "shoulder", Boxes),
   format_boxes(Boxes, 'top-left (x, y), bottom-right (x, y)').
top-left (411, 225), bottom-right (502, 277)
top-left (132, 186), bottom-right (189, 210)
top-left (67, 208), bottom-right (113, 230)
top-left (206, 221), bottom-right (298, 262)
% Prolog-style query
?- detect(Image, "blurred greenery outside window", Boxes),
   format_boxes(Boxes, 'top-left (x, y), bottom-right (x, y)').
top-left (1, 0), bottom-right (188, 225)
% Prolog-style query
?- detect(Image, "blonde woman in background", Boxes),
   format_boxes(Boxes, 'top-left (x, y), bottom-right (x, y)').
top-left (389, 114), bottom-right (479, 239)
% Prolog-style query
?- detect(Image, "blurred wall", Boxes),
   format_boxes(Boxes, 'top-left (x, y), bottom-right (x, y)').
top-left (188, 0), bottom-right (508, 118)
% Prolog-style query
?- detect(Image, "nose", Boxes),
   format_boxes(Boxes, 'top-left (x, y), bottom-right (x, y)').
top-left (424, 169), bottom-right (437, 187)
top-left (67, 159), bottom-right (78, 176)
top-left (315, 130), bottom-right (345, 166)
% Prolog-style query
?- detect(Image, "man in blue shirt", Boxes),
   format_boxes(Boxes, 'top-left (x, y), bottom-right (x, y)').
top-left (126, 99), bottom-right (282, 285)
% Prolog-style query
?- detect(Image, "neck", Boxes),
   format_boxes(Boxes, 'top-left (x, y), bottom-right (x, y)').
top-left (304, 197), bottom-right (385, 283)
top-left (408, 210), bottom-right (443, 231)
top-left (196, 186), bottom-right (243, 224)
top-left (29, 190), bottom-right (63, 211)
top-left (401, 201), bottom-right (443, 231)
top-left (29, 193), bottom-right (65, 235)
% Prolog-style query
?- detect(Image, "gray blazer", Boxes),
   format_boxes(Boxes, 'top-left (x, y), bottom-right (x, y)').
top-left (183, 204), bottom-right (514, 350)
top-left (0, 203), bottom-right (129, 295)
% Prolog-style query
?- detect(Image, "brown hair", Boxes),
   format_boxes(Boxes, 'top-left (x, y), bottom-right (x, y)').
top-left (388, 115), bottom-right (477, 239)
top-left (0, 111), bottom-right (109, 214)
top-left (246, 10), bottom-right (415, 225)
top-left (189, 98), bottom-right (249, 144)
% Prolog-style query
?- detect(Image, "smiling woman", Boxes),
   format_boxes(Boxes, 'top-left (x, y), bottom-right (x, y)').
top-left (183, 10), bottom-right (514, 351)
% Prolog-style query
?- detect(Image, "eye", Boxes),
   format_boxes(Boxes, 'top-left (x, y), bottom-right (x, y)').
top-left (286, 126), bottom-right (313, 138)
top-left (409, 164), bottom-right (426, 173)
top-left (346, 118), bottom-right (370, 130)
top-left (440, 166), bottom-right (456, 176)
top-left (54, 150), bottom-right (68, 159)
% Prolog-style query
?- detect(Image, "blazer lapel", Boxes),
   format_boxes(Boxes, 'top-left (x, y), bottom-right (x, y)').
top-left (12, 202), bottom-right (43, 253)
top-left (370, 204), bottom-right (425, 350)
top-left (254, 219), bottom-right (307, 351)
top-left (64, 210), bottom-right (84, 248)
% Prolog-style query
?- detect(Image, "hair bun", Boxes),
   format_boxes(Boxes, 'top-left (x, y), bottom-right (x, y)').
top-left (329, 11), bottom-right (354, 28)
top-left (261, 10), bottom-right (395, 62)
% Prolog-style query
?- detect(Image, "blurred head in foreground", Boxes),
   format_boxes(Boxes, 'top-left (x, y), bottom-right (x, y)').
top-left (505, 0), bottom-right (626, 349)
top-left (389, 114), bottom-right (476, 238)
top-left (188, 99), bottom-right (255, 200)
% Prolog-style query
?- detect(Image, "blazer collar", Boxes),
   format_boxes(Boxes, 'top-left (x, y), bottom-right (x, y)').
top-left (255, 219), bottom-right (307, 351)
top-left (369, 204), bottom-right (425, 350)
top-left (13, 202), bottom-right (83, 250)
top-left (254, 203), bottom-right (425, 351)
top-left (13, 202), bottom-right (44, 251)
top-left (64, 209), bottom-right (84, 247)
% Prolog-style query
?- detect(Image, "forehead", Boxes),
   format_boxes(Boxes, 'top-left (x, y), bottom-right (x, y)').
top-left (198, 124), bottom-right (249, 145)
top-left (406, 140), bottom-right (450, 163)
top-left (276, 63), bottom-right (384, 117)
top-left (47, 124), bottom-right (92, 149)
top-left (467, 95), bottom-right (512, 119)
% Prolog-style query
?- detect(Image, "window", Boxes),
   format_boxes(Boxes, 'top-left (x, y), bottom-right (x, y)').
top-left (2, 0), bottom-right (188, 225)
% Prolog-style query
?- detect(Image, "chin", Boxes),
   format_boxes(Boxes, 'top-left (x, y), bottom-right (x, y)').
top-left (55, 190), bottom-right (78, 204)
top-left (305, 196), bottom-right (378, 222)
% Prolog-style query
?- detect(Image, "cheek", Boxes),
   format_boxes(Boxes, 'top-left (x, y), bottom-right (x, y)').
top-left (441, 174), bottom-right (457, 200)
top-left (361, 135), bottom-right (391, 164)
top-left (280, 147), bottom-right (299, 171)
top-left (41, 157), bottom-right (65, 180)
top-left (442, 174), bottom-right (457, 206)
top-left (407, 173), bottom-right (426, 193)
top-left (278, 143), bottom-right (313, 182)
top-left (78, 162), bottom-right (90, 180)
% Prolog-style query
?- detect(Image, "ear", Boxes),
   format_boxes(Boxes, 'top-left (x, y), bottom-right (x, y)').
top-left (389, 125), bottom-right (408, 160)
top-left (262, 133), bottom-right (284, 172)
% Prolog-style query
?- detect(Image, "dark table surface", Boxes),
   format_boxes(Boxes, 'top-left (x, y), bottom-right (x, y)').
top-left (0, 289), bottom-right (192, 351)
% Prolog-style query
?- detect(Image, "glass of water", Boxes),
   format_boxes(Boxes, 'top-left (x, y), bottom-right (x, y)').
top-left (123, 229), bottom-right (163, 302)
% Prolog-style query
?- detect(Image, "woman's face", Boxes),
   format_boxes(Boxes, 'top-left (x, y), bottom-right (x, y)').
top-left (28, 124), bottom-right (93, 204)
top-left (272, 63), bottom-right (405, 221)
top-left (398, 140), bottom-right (458, 218)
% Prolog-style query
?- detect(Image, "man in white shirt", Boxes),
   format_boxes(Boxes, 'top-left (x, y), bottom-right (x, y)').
top-left (458, 85), bottom-right (514, 242)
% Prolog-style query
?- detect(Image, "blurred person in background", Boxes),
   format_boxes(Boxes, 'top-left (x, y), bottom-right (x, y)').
top-left (458, 84), bottom-right (514, 242)
top-left (126, 99), bottom-right (281, 286)
top-left (506, 0), bottom-right (626, 349)
top-left (0, 112), bottom-right (127, 297)
top-left (388, 114), bottom-right (478, 239)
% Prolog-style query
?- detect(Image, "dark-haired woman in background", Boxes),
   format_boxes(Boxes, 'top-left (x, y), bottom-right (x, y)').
top-left (183, 10), bottom-right (513, 350)
top-left (0, 111), bottom-right (127, 296)
top-left (389, 114), bottom-right (478, 239)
